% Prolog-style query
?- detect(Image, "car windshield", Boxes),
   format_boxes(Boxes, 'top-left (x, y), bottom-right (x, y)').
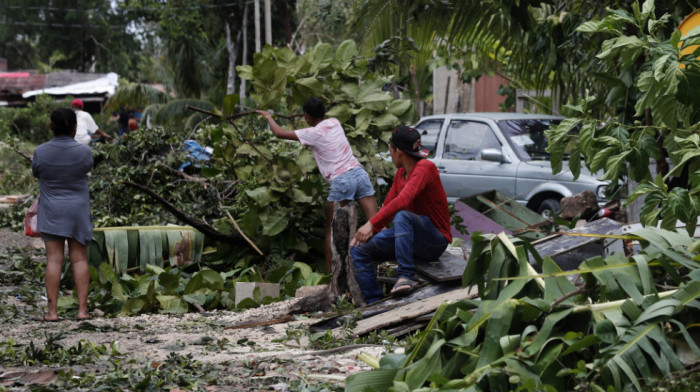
top-left (497, 119), bottom-right (563, 162)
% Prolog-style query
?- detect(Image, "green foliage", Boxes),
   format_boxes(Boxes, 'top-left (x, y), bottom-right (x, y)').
top-left (229, 39), bottom-right (409, 232)
top-left (86, 262), bottom-right (243, 316)
top-left (88, 125), bottom-right (216, 228)
top-left (0, 0), bottom-right (145, 79)
top-left (105, 82), bottom-right (171, 112)
top-left (348, 227), bottom-right (700, 391)
top-left (0, 95), bottom-right (66, 145)
top-left (0, 202), bottom-right (29, 232)
top-left (546, 1), bottom-right (700, 235)
top-left (0, 333), bottom-right (122, 367)
top-left (52, 352), bottom-right (221, 391)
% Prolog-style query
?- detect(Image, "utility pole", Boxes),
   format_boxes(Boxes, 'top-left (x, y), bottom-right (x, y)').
top-left (254, 0), bottom-right (261, 53)
top-left (264, 0), bottom-right (272, 45)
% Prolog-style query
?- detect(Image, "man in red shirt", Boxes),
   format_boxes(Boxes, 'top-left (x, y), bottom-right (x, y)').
top-left (351, 126), bottom-right (452, 304)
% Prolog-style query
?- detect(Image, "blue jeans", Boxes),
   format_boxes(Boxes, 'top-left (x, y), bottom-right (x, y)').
top-left (351, 210), bottom-right (448, 304)
top-left (328, 167), bottom-right (375, 202)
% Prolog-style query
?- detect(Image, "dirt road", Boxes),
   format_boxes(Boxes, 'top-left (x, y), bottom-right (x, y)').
top-left (0, 230), bottom-right (390, 391)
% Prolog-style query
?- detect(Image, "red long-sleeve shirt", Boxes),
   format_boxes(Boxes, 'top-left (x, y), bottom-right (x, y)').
top-left (370, 159), bottom-right (452, 243)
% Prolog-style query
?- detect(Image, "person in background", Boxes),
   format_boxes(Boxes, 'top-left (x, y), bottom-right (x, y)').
top-left (71, 99), bottom-right (112, 145)
top-left (133, 107), bottom-right (142, 123)
top-left (117, 107), bottom-right (129, 136)
top-left (256, 97), bottom-right (378, 271)
top-left (351, 126), bottom-right (452, 304)
top-left (128, 112), bottom-right (139, 132)
top-left (32, 108), bottom-right (94, 321)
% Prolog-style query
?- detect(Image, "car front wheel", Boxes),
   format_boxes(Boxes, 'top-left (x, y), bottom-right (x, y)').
top-left (537, 198), bottom-right (561, 218)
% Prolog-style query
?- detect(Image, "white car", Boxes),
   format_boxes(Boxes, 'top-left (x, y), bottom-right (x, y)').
top-left (413, 113), bottom-right (608, 217)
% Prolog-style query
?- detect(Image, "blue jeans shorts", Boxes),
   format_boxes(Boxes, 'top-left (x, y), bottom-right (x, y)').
top-left (328, 167), bottom-right (375, 202)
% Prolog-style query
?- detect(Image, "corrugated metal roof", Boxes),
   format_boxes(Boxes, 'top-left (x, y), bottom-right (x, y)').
top-left (22, 72), bottom-right (118, 98)
top-left (44, 70), bottom-right (110, 88)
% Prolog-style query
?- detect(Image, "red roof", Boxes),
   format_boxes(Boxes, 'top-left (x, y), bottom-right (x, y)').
top-left (0, 71), bottom-right (46, 94)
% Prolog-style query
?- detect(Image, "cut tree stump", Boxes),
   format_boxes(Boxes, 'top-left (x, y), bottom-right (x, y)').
top-left (287, 202), bottom-right (361, 314)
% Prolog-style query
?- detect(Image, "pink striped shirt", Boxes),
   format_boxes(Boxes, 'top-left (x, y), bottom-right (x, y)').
top-left (295, 118), bottom-right (361, 182)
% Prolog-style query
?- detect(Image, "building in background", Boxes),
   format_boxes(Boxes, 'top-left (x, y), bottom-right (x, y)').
top-left (0, 57), bottom-right (118, 113)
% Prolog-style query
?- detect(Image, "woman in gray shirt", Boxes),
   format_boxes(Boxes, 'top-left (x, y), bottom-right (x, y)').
top-left (32, 108), bottom-right (93, 321)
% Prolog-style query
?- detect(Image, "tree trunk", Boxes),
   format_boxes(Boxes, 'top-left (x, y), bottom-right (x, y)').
top-left (329, 202), bottom-right (364, 305)
top-left (254, 0), bottom-right (261, 53)
top-left (287, 202), bottom-right (363, 314)
top-left (281, 0), bottom-right (292, 44)
top-left (264, 0), bottom-right (272, 45)
top-left (225, 22), bottom-right (237, 95)
top-left (240, 3), bottom-right (249, 98)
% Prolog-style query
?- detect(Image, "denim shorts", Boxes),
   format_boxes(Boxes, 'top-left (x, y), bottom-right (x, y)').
top-left (328, 167), bottom-right (376, 202)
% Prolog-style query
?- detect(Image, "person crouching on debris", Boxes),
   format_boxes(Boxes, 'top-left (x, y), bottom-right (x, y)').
top-left (350, 126), bottom-right (452, 304)
top-left (32, 108), bottom-right (94, 321)
top-left (256, 97), bottom-right (378, 272)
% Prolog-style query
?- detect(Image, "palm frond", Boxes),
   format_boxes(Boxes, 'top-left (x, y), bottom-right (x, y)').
top-left (153, 99), bottom-right (217, 127)
top-left (106, 82), bottom-right (171, 111)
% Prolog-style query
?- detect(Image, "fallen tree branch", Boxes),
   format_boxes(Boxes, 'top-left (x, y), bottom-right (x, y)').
top-left (224, 210), bottom-right (264, 256)
top-left (551, 286), bottom-right (590, 309)
top-left (283, 342), bottom-right (384, 356)
top-left (225, 314), bottom-right (294, 329)
top-left (186, 104), bottom-right (304, 121)
top-left (123, 181), bottom-right (243, 244)
top-left (11, 142), bottom-right (33, 163)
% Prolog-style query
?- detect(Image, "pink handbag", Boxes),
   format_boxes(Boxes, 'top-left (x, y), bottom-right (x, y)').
top-left (24, 196), bottom-right (41, 237)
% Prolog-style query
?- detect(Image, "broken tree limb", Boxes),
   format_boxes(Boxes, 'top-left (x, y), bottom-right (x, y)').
top-left (11, 141), bottom-right (33, 163)
top-left (123, 181), bottom-right (243, 244)
top-left (185, 104), bottom-right (304, 122)
top-left (225, 210), bottom-right (264, 256)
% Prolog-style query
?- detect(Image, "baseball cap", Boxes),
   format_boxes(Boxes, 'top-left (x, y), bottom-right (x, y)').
top-left (71, 98), bottom-right (83, 108)
top-left (390, 126), bottom-right (429, 159)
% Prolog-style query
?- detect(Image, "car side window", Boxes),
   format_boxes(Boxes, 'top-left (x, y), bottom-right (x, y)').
top-left (413, 119), bottom-right (443, 158)
top-left (443, 120), bottom-right (500, 160)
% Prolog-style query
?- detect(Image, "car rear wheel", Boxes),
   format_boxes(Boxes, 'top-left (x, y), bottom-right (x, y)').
top-left (537, 198), bottom-right (561, 218)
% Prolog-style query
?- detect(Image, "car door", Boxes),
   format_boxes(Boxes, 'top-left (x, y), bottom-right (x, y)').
top-left (432, 119), bottom-right (517, 201)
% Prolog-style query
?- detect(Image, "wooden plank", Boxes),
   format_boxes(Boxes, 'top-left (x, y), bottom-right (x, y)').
top-left (334, 286), bottom-right (479, 337)
top-left (416, 251), bottom-right (468, 282)
top-left (310, 283), bottom-right (461, 332)
top-left (384, 322), bottom-right (429, 338)
top-left (531, 218), bottom-right (623, 271)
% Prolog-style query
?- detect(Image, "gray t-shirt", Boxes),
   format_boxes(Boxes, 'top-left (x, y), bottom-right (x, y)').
top-left (32, 136), bottom-right (93, 246)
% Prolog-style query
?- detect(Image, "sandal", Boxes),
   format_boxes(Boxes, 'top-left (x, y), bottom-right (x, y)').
top-left (390, 278), bottom-right (420, 297)
top-left (40, 315), bottom-right (61, 322)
